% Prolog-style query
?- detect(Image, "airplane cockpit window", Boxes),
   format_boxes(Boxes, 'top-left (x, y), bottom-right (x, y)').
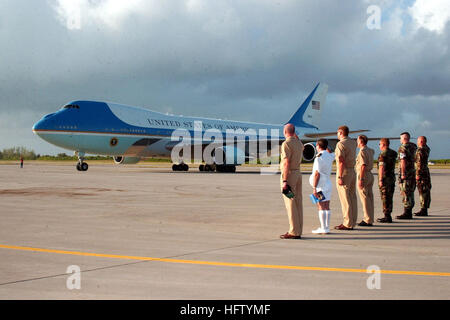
top-left (63, 104), bottom-right (80, 109)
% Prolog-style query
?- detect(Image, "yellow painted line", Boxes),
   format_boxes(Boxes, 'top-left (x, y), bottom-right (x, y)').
top-left (1, 244), bottom-right (449, 277)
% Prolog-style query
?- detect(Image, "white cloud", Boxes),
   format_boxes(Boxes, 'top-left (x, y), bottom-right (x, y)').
top-left (186, 0), bottom-right (204, 13)
top-left (382, 7), bottom-right (404, 37)
top-left (53, 0), bottom-right (82, 30)
top-left (409, 0), bottom-right (450, 33)
top-left (52, 0), bottom-right (144, 30)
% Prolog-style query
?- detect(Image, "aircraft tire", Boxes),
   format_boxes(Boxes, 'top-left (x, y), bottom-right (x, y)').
top-left (182, 163), bottom-right (189, 171)
top-left (76, 163), bottom-right (81, 171)
top-left (81, 163), bottom-right (89, 171)
top-left (199, 164), bottom-right (204, 171)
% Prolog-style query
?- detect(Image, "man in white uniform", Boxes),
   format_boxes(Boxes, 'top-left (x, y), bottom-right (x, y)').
top-left (309, 139), bottom-right (335, 234)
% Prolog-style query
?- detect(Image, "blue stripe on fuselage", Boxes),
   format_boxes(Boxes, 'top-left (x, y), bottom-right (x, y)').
top-left (34, 100), bottom-right (284, 141)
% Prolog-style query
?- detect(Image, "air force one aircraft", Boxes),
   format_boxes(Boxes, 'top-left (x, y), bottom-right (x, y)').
top-left (32, 82), bottom-right (367, 172)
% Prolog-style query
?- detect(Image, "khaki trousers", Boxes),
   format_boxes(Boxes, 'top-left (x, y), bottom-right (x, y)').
top-left (336, 169), bottom-right (358, 228)
top-left (357, 173), bottom-right (374, 224)
top-left (281, 170), bottom-right (303, 236)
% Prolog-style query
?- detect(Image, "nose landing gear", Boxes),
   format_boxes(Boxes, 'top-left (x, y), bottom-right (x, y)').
top-left (76, 162), bottom-right (88, 171)
top-left (75, 151), bottom-right (88, 171)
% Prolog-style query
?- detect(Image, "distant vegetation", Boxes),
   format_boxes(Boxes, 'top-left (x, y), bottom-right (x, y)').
top-left (0, 147), bottom-right (110, 161)
top-left (0, 147), bottom-right (171, 162)
top-left (37, 154), bottom-right (112, 161)
top-left (0, 147), bottom-right (38, 160)
top-left (141, 158), bottom-right (171, 162)
top-left (1, 147), bottom-right (449, 164)
top-left (430, 159), bottom-right (450, 164)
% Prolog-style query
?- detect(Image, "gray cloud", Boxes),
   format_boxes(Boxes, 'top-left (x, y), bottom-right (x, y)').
top-left (0, 0), bottom-right (448, 157)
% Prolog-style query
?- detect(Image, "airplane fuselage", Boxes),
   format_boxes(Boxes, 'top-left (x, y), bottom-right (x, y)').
top-left (32, 100), bottom-right (316, 158)
top-left (32, 83), bottom-right (328, 171)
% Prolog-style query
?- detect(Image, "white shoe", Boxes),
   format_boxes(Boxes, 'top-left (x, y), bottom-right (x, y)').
top-left (312, 227), bottom-right (326, 234)
top-left (313, 211), bottom-right (326, 234)
top-left (324, 210), bottom-right (331, 233)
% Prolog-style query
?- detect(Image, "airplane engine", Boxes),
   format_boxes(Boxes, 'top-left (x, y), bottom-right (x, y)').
top-left (303, 143), bottom-right (317, 162)
top-left (214, 146), bottom-right (245, 165)
top-left (113, 156), bottom-right (141, 164)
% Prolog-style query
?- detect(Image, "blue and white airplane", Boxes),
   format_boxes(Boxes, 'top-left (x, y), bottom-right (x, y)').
top-left (32, 82), bottom-right (365, 172)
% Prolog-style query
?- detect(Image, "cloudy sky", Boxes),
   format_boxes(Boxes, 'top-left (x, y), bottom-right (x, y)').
top-left (1, 0), bottom-right (449, 158)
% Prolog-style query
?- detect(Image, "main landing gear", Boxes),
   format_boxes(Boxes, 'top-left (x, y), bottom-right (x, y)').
top-left (172, 163), bottom-right (189, 171)
top-left (198, 163), bottom-right (236, 173)
top-left (171, 163), bottom-right (236, 172)
top-left (75, 151), bottom-right (88, 171)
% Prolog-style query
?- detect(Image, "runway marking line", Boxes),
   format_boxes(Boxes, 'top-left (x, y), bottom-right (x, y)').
top-left (1, 244), bottom-right (450, 277)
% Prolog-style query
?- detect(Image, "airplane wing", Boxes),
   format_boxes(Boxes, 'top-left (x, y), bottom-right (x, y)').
top-left (303, 130), bottom-right (400, 142)
top-left (123, 138), bottom-right (162, 157)
top-left (303, 129), bottom-right (370, 138)
top-left (164, 140), bottom-right (226, 151)
top-left (366, 137), bottom-right (400, 141)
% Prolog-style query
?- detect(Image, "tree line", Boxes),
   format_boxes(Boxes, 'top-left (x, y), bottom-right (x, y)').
top-left (0, 147), bottom-right (38, 160)
top-left (0, 146), bottom-right (449, 163)
top-left (0, 147), bottom-right (110, 160)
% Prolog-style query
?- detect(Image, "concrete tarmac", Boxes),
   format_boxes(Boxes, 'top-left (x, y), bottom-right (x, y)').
top-left (0, 163), bottom-right (449, 299)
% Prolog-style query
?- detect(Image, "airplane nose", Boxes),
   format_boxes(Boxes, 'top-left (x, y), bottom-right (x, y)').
top-left (32, 119), bottom-right (45, 133)
top-left (32, 113), bottom-right (55, 133)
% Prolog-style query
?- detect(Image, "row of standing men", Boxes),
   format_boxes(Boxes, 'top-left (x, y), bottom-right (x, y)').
top-left (279, 125), bottom-right (432, 239)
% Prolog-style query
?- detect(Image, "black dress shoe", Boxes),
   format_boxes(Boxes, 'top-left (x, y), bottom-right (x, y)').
top-left (358, 221), bottom-right (373, 226)
top-left (280, 232), bottom-right (301, 239)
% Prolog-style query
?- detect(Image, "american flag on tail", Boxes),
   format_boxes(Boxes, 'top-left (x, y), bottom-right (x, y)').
top-left (312, 100), bottom-right (320, 110)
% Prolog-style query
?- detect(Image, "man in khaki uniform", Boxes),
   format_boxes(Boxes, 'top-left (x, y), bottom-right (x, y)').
top-left (355, 135), bottom-right (375, 226)
top-left (280, 123), bottom-right (304, 239)
top-left (334, 125), bottom-right (358, 230)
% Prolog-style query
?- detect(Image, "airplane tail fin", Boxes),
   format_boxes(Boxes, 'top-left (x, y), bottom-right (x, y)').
top-left (287, 82), bottom-right (328, 130)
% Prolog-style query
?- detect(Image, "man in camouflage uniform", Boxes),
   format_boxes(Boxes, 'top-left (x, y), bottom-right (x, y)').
top-left (396, 132), bottom-right (417, 219)
top-left (414, 136), bottom-right (432, 216)
top-left (376, 138), bottom-right (397, 223)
